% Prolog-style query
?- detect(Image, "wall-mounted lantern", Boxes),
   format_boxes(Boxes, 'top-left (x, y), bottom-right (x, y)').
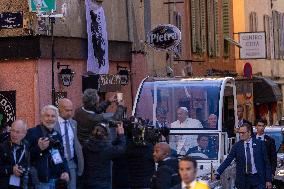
top-left (57, 62), bottom-right (75, 87)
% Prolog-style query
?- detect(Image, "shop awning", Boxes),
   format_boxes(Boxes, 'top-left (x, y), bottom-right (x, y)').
top-left (224, 36), bottom-right (242, 48)
top-left (253, 76), bottom-right (282, 104)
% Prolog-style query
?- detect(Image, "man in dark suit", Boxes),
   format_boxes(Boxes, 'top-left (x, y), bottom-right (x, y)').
top-left (55, 98), bottom-right (84, 189)
top-left (186, 134), bottom-right (217, 159)
top-left (0, 120), bottom-right (29, 189)
top-left (255, 119), bottom-right (277, 176)
top-left (215, 123), bottom-right (272, 189)
top-left (150, 142), bottom-right (180, 189)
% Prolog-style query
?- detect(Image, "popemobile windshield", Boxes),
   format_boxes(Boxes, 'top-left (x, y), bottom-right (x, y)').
top-left (132, 77), bottom-right (239, 189)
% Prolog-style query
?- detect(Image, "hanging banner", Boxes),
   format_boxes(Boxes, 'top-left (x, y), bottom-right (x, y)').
top-left (0, 91), bottom-right (16, 128)
top-left (85, 0), bottom-right (109, 74)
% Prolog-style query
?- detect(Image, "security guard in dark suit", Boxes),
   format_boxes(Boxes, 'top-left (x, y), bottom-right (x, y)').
top-left (255, 119), bottom-right (277, 175)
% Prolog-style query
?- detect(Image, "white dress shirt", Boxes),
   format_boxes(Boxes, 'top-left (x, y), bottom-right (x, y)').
top-left (244, 138), bottom-right (257, 174)
top-left (181, 180), bottom-right (196, 189)
top-left (58, 116), bottom-right (75, 160)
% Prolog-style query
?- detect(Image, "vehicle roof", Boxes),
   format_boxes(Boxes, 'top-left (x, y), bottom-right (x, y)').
top-left (144, 76), bottom-right (234, 82)
top-left (264, 126), bottom-right (284, 132)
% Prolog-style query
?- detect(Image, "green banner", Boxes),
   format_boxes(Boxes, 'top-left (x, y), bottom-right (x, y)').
top-left (29, 0), bottom-right (57, 12)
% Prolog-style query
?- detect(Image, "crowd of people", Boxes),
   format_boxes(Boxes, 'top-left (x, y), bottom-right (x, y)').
top-left (0, 88), bottom-right (278, 189)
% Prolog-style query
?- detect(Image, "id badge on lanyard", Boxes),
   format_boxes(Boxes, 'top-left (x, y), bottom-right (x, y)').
top-left (50, 148), bottom-right (63, 165)
top-left (9, 146), bottom-right (25, 187)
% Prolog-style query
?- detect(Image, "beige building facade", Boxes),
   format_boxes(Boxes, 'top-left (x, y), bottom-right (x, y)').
top-left (233, 0), bottom-right (284, 124)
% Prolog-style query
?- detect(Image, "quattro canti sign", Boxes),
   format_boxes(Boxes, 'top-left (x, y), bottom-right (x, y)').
top-left (146, 24), bottom-right (181, 51)
top-left (239, 32), bottom-right (266, 59)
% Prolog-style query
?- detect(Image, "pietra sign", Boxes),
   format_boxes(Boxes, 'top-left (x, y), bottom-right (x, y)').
top-left (146, 24), bottom-right (181, 51)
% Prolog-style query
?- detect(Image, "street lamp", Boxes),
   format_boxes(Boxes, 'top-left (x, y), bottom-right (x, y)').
top-left (36, 4), bottom-right (67, 105)
top-left (57, 62), bottom-right (75, 87)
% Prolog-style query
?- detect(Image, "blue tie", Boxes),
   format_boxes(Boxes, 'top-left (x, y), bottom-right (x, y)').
top-left (246, 142), bottom-right (252, 174)
top-left (64, 120), bottom-right (71, 160)
top-left (258, 137), bottom-right (262, 140)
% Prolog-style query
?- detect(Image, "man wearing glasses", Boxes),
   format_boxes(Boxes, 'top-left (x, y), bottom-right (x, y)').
top-left (215, 123), bottom-right (272, 189)
top-left (255, 119), bottom-right (277, 177)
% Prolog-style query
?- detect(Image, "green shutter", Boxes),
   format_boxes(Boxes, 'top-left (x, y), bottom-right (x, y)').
top-left (222, 0), bottom-right (230, 57)
top-left (200, 0), bottom-right (207, 52)
top-left (207, 0), bottom-right (215, 57)
top-left (191, 0), bottom-right (197, 52)
top-left (214, 0), bottom-right (219, 57)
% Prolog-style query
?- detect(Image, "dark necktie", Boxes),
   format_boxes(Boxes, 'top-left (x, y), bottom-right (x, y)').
top-left (258, 137), bottom-right (262, 140)
top-left (246, 142), bottom-right (252, 174)
top-left (64, 120), bottom-right (71, 160)
top-left (185, 185), bottom-right (190, 189)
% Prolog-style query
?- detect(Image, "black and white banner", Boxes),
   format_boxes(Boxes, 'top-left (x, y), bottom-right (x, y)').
top-left (0, 91), bottom-right (16, 128)
top-left (85, 0), bottom-right (109, 74)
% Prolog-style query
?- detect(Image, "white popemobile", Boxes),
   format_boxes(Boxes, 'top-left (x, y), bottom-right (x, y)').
top-left (132, 77), bottom-right (239, 189)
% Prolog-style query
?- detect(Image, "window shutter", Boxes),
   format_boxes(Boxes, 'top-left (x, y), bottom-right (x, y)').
top-left (207, 0), bottom-right (215, 57)
top-left (249, 12), bottom-right (258, 32)
top-left (174, 11), bottom-right (182, 56)
top-left (280, 13), bottom-right (284, 59)
top-left (273, 10), bottom-right (280, 59)
top-left (214, 0), bottom-right (219, 57)
top-left (191, 0), bottom-right (197, 52)
top-left (270, 15), bottom-right (275, 59)
top-left (195, 0), bottom-right (201, 53)
top-left (222, 0), bottom-right (230, 57)
top-left (264, 15), bottom-right (271, 59)
top-left (200, 0), bottom-right (207, 52)
top-left (253, 12), bottom-right (258, 32)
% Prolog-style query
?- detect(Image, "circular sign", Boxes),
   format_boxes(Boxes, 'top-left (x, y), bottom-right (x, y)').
top-left (243, 62), bottom-right (252, 78)
top-left (146, 24), bottom-right (181, 51)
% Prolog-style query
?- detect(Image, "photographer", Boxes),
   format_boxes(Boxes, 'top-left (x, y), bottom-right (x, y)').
top-left (74, 89), bottom-right (125, 144)
top-left (82, 122), bottom-right (126, 189)
top-left (0, 120), bottom-right (29, 189)
top-left (26, 105), bottom-right (69, 189)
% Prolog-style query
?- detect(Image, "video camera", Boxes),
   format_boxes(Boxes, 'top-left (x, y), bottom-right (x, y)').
top-left (107, 116), bottom-right (170, 146)
top-left (45, 132), bottom-right (61, 148)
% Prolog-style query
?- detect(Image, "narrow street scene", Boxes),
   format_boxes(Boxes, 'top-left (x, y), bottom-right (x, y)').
top-left (0, 0), bottom-right (284, 189)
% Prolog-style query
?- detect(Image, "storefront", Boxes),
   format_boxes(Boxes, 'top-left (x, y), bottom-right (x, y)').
top-left (236, 76), bottom-right (282, 125)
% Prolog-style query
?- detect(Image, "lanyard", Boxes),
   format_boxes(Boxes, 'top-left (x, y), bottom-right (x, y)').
top-left (13, 145), bottom-right (25, 165)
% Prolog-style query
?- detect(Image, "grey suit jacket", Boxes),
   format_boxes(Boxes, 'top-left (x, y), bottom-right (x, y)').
top-left (55, 119), bottom-right (84, 176)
